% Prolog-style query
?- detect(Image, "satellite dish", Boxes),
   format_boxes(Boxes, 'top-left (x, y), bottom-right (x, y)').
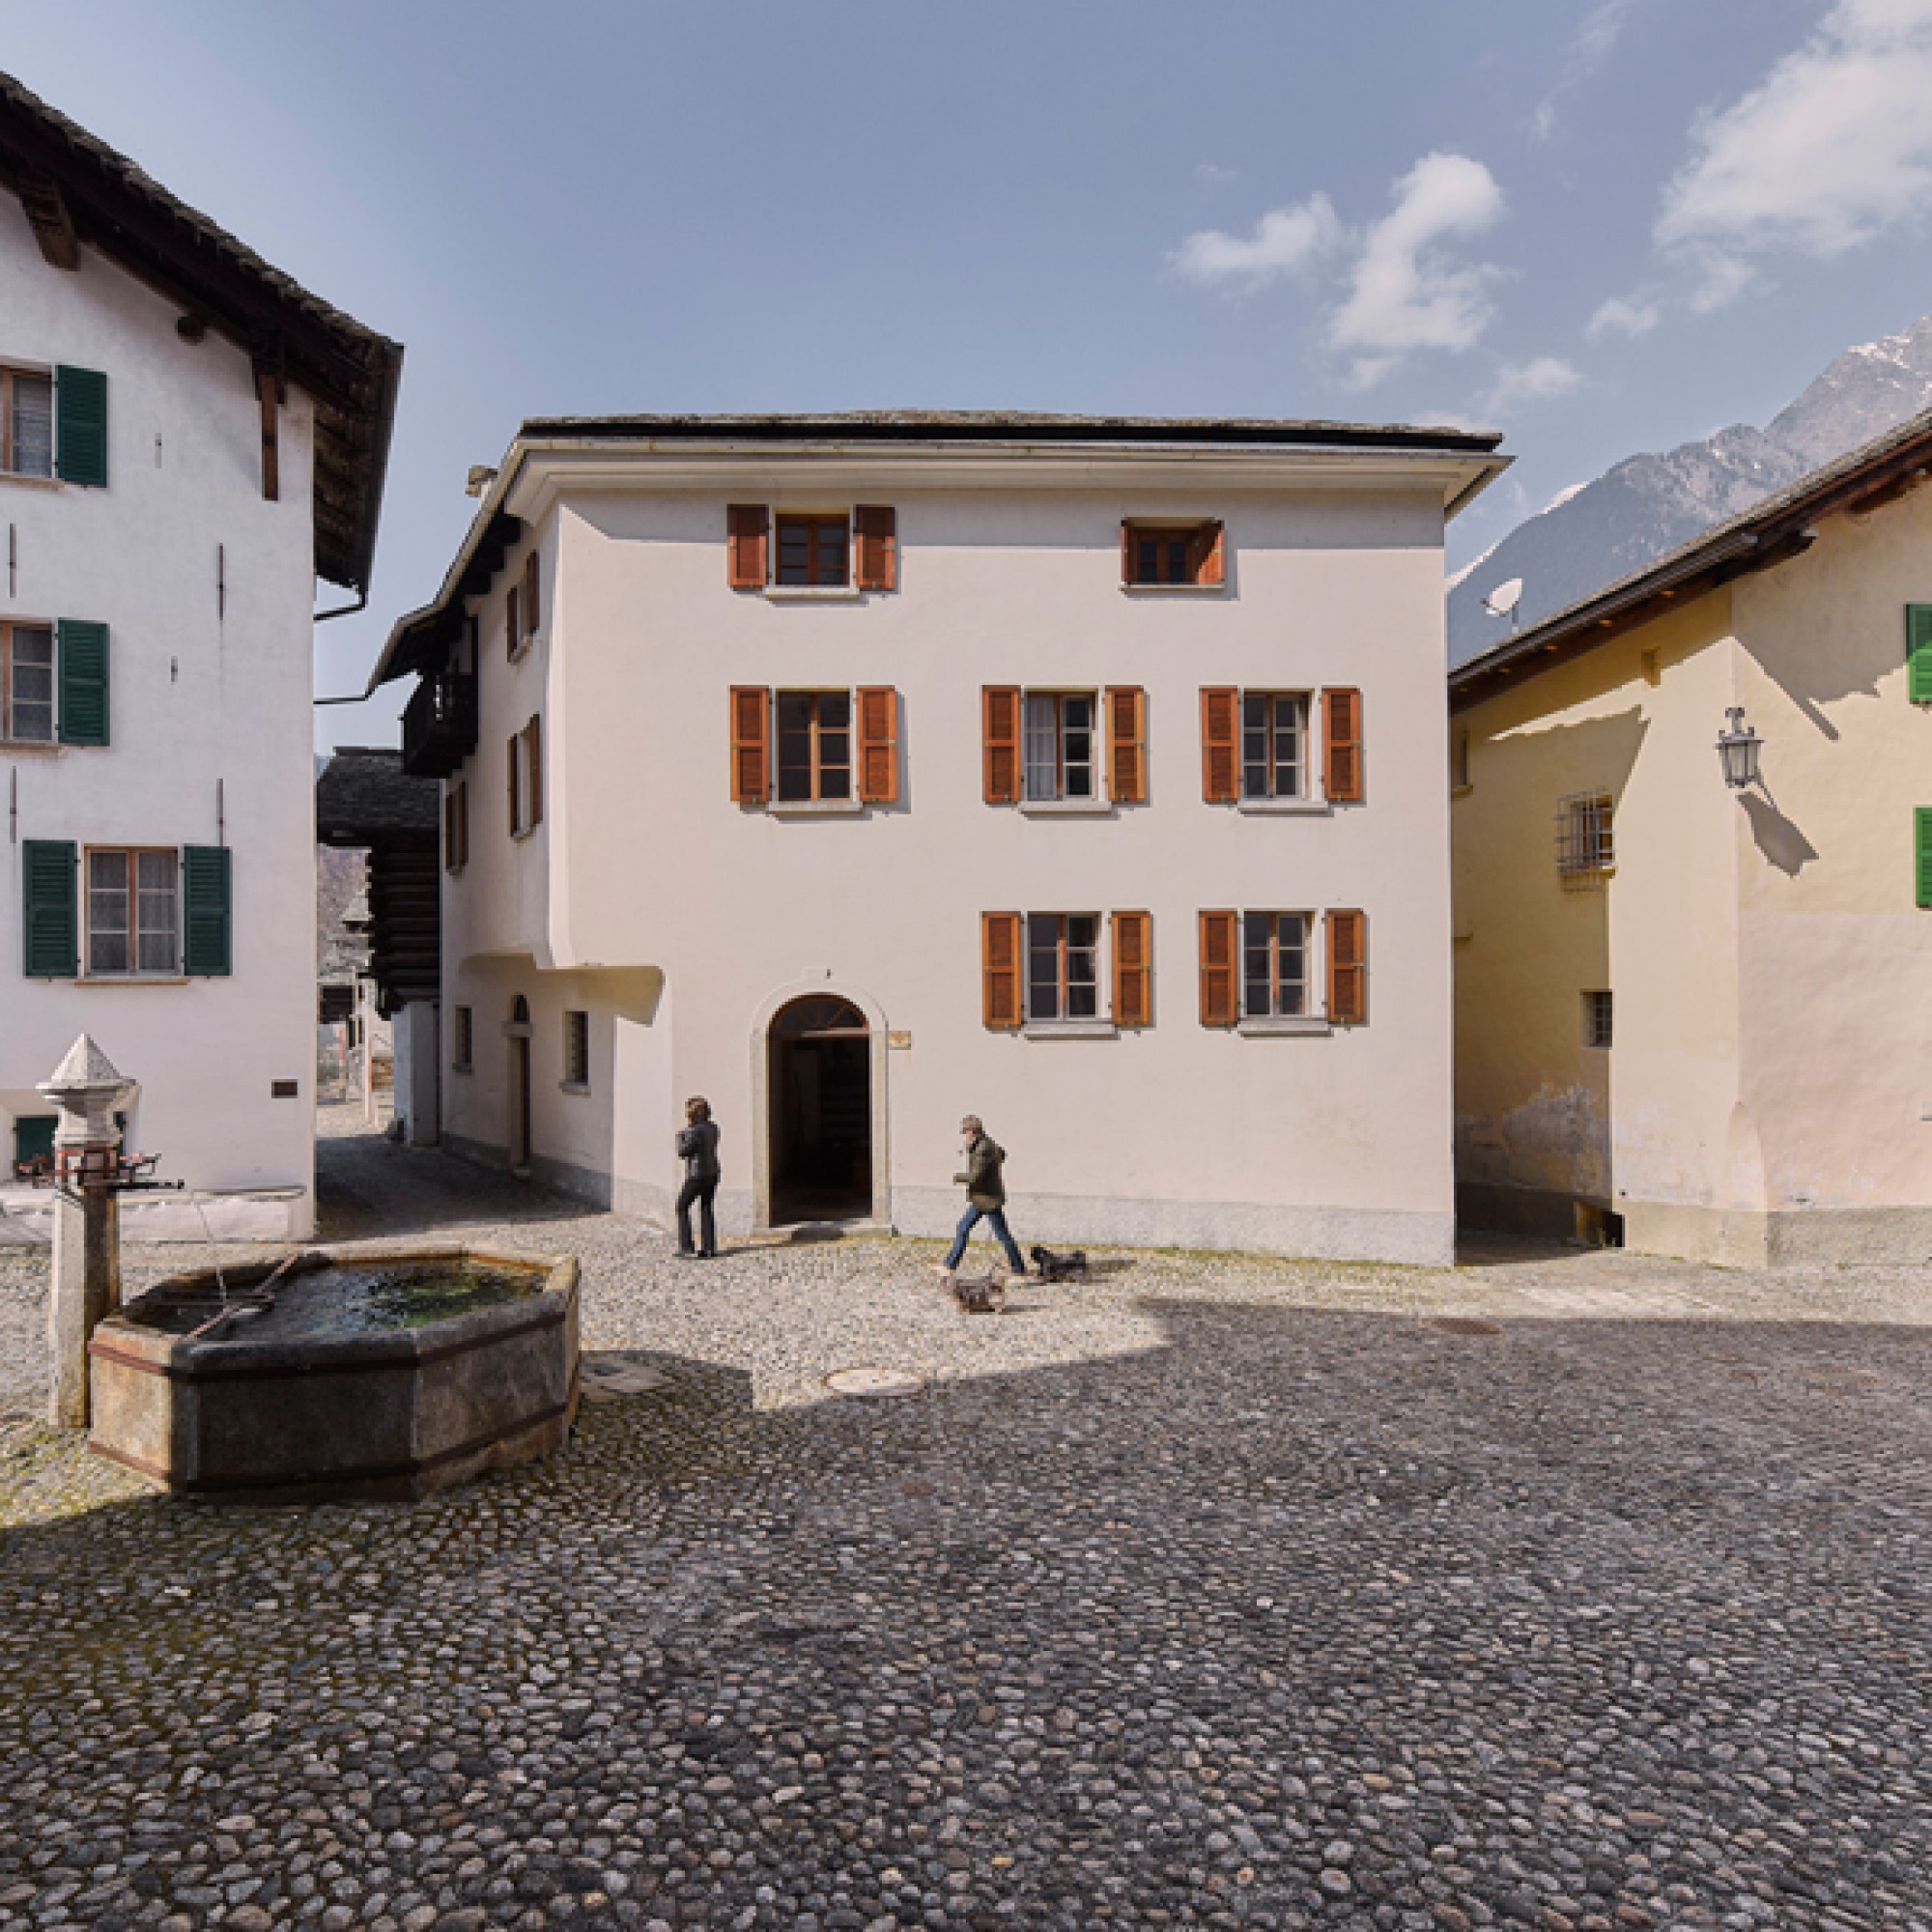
top-left (1482, 578), bottom-right (1523, 616)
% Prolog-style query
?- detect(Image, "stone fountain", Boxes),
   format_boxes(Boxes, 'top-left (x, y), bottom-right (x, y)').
top-left (33, 1034), bottom-right (582, 1502)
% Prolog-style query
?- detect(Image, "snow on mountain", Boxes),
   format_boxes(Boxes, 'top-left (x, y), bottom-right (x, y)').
top-left (1449, 312), bottom-right (1932, 663)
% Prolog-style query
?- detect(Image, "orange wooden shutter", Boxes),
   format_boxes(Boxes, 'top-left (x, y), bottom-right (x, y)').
top-left (729, 686), bottom-right (770, 803)
top-left (1107, 686), bottom-right (1147, 804)
top-left (854, 506), bottom-right (897, 590)
top-left (857, 686), bottom-right (899, 803)
top-left (1196, 521), bottom-right (1226, 586)
top-left (1324, 687), bottom-right (1363, 803)
top-left (1201, 687), bottom-right (1238, 802)
top-left (526, 717), bottom-right (544, 828)
top-left (982, 912), bottom-right (1023, 1029)
top-left (505, 584), bottom-right (520, 659)
top-left (523, 552), bottom-right (540, 635)
top-left (1113, 910), bottom-right (1152, 1027)
top-left (982, 686), bottom-right (1021, 803)
top-left (1327, 909), bottom-right (1367, 1025)
top-left (1199, 910), bottom-right (1237, 1026)
top-left (727, 504), bottom-right (769, 589)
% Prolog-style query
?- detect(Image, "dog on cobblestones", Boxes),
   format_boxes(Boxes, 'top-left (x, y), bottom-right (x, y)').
top-left (1029, 1244), bottom-right (1090, 1283)
top-left (950, 1272), bottom-right (1006, 1314)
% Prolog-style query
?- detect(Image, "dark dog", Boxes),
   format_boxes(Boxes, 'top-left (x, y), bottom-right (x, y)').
top-left (951, 1273), bottom-right (1006, 1314)
top-left (1030, 1244), bottom-right (1090, 1283)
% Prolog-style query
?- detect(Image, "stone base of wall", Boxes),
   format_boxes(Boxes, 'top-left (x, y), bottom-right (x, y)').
top-left (1461, 1179), bottom-right (1932, 1267)
top-left (893, 1187), bottom-right (1453, 1267)
top-left (0, 1186), bottom-right (311, 1247)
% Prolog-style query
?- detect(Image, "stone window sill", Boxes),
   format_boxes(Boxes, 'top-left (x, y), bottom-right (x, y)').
top-left (767, 797), bottom-right (864, 816)
top-left (559, 1080), bottom-right (590, 1096)
top-left (1237, 1016), bottom-right (1330, 1037)
top-left (1235, 796), bottom-right (1328, 816)
top-left (452, 1062), bottom-right (473, 1075)
top-left (0, 738), bottom-right (62, 754)
top-left (1016, 798), bottom-right (1113, 817)
top-left (764, 584), bottom-right (862, 603)
top-left (0, 471), bottom-right (63, 494)
top-left (1120, 582), bottom-right (1224, 595)
top-left (78, 975), bottom-right (187, 987)
top-left (1022, 1020), bottom-right (1118, 1039)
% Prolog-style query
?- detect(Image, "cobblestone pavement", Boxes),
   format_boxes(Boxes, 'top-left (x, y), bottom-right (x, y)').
top-left (2, 1112), bottom-right (1929, 1931)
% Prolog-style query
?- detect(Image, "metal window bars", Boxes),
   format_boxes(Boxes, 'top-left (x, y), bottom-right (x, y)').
top-left (1556, 791), bottom-right (1614, 886)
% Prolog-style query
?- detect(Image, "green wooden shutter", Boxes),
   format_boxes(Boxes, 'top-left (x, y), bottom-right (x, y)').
top-left (1918, 809), bottom-right (1932, 909)
top-left (1909, 607), bottom-right (1932, 705)
top-left (54, 366), bottom-right (107, 487)
top-left (21, 839), bottom-right (77, 977)
top-left (56, 620), bottom-right (108, 746)
top-left (182, 845), bottom-right (232, 976)
top-left (13, 1115), bottom-right (57, 1168)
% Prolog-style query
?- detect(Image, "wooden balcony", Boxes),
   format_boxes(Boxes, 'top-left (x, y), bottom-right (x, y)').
top-left (401, 668), bottom-right (478, 779)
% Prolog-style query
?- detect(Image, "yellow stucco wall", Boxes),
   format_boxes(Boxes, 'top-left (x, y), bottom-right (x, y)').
top-left (1452, 484), bottom-right (1932, 1263)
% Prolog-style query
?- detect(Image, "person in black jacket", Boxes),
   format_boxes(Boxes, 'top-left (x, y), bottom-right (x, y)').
top-left (674, 1096), bottom-right (721, 1259)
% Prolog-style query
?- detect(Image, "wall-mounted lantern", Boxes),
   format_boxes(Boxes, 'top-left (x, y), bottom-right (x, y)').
top-left (1717, 706), bottom-right (1763, 791)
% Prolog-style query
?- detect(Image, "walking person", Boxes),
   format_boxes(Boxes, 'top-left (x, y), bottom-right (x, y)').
top-left (675, 1096), bottom-right (721, 1260)
top-left (941, 1115), bottom-right (1027, 1280)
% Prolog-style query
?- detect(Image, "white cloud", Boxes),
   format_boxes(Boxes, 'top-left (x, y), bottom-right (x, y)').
top-left (1656, 0), bottom-right (1932, 305)
top-left (1479, 356), bottom-right (1583, 416)
top-left (1586, 294), bottom-right (1662, 340)
top-left (1329, 154), bottom-right (1507, 385)
top-left (1195, 162), bottom-right (1239, 187)
top-left (1532, 0), bottom-right (1636, 141)
top-left (1169, 194), bottom-right (1341, 291)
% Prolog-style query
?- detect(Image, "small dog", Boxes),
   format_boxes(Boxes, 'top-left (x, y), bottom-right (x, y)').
top-left (1030, 1244), bottom-right (1090, 1283)
top-left (951, 1273), bottom-right (1006, 1314)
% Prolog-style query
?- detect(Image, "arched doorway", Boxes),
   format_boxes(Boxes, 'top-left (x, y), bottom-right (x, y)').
top-left (506, 995), bottom-right (532, 1176)
top-left (768, 995), bottom-right (871, 1224)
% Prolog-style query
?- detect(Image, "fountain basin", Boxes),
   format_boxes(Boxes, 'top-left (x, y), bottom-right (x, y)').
top-left (86, 1244), bottom-right (580, 1503)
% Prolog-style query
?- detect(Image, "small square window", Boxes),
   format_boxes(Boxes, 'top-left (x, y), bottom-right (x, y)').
top-left (1582, 990), bottom-right (1613, 1050)
top-left (562, 1009), bottom-right (589, 1088)
top-left (452, 1006), bottom-right (473, 1072)
top-left (775, 513), bottom-right (850, 587)
top-left (1122, 520), bottom-right (1222, 586)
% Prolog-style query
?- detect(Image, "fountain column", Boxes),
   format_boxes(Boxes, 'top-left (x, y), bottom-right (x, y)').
top-left (39, 1036), bottom-right (134, 1430)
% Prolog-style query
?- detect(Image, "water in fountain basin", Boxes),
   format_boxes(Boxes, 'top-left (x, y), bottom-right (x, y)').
top-left (134, 1259), bottom-right (542, 1340)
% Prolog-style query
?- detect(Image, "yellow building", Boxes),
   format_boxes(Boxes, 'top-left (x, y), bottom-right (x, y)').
top-left (1450, 406), bottom-right (1932, 1265)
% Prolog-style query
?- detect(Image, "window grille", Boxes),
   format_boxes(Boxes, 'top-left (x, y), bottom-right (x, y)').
top-left (1556, 792), bottom-right (1614, 883)
top-left (563, 1010), bottom-right (589, 1087)
top-left (1582, 990), bottom-right (1613, 1049)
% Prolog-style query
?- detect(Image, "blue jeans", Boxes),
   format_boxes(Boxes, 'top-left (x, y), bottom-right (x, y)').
top-left (946, 1205), bottom-right (1024, 1273)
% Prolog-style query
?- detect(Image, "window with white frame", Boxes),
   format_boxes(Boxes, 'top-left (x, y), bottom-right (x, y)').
top-left (562, 1009), bottom-right (589, 1088)
top-left (0, 366), bottom-right (52, 479)
top-left (1, 620), bottom-right (54, 742)
top-left (1023, 691), bottom-right (1097, 802)
top-left (1240, 693), bottom-right (1309, 800)
top-left (1026, 912), bottom-right (1101, 1022)
top-left (87, 848), bottom-right (178, 977)
top-left (1241, 911), bottom-right (1311, 1018)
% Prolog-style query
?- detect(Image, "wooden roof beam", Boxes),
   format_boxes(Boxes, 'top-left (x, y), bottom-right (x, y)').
top-left (16, 171), bottom-right (77, 269)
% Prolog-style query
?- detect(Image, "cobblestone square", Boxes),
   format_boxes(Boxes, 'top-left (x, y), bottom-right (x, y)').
top-left (2, 1117), bottom-right (1929, 1931)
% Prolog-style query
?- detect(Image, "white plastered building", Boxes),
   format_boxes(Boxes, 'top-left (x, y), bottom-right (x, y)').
top-left (0, 74), bottom-right (400, 1240)
top-left (373, 415), bottom-right (1504, 1264)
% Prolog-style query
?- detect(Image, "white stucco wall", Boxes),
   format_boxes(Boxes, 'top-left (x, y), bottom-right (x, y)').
top-left (438, 448), bottom-right (1468, 1264)
top-left (0, 198), bottom-right (319, 1237)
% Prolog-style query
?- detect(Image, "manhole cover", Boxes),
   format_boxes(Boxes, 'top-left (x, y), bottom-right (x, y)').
top-left (825, 1368), bottom-right (926, 1400)
top-left (1428, 1317), bottom-right (1502, 1338)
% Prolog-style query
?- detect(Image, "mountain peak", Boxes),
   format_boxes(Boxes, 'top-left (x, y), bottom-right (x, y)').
top-left (1450, 309), bottom-right (1932, 663)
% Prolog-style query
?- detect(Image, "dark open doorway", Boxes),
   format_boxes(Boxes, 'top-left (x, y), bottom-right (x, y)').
top-left (769, 995), bottom-right (871, 1224)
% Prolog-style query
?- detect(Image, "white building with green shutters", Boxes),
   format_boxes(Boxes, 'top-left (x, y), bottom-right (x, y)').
top-left (0, 73), bottom-right (400, 1238)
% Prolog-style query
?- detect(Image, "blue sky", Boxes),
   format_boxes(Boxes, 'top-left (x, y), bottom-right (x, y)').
top-left (7, 1), bottom-right (1932, 750)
